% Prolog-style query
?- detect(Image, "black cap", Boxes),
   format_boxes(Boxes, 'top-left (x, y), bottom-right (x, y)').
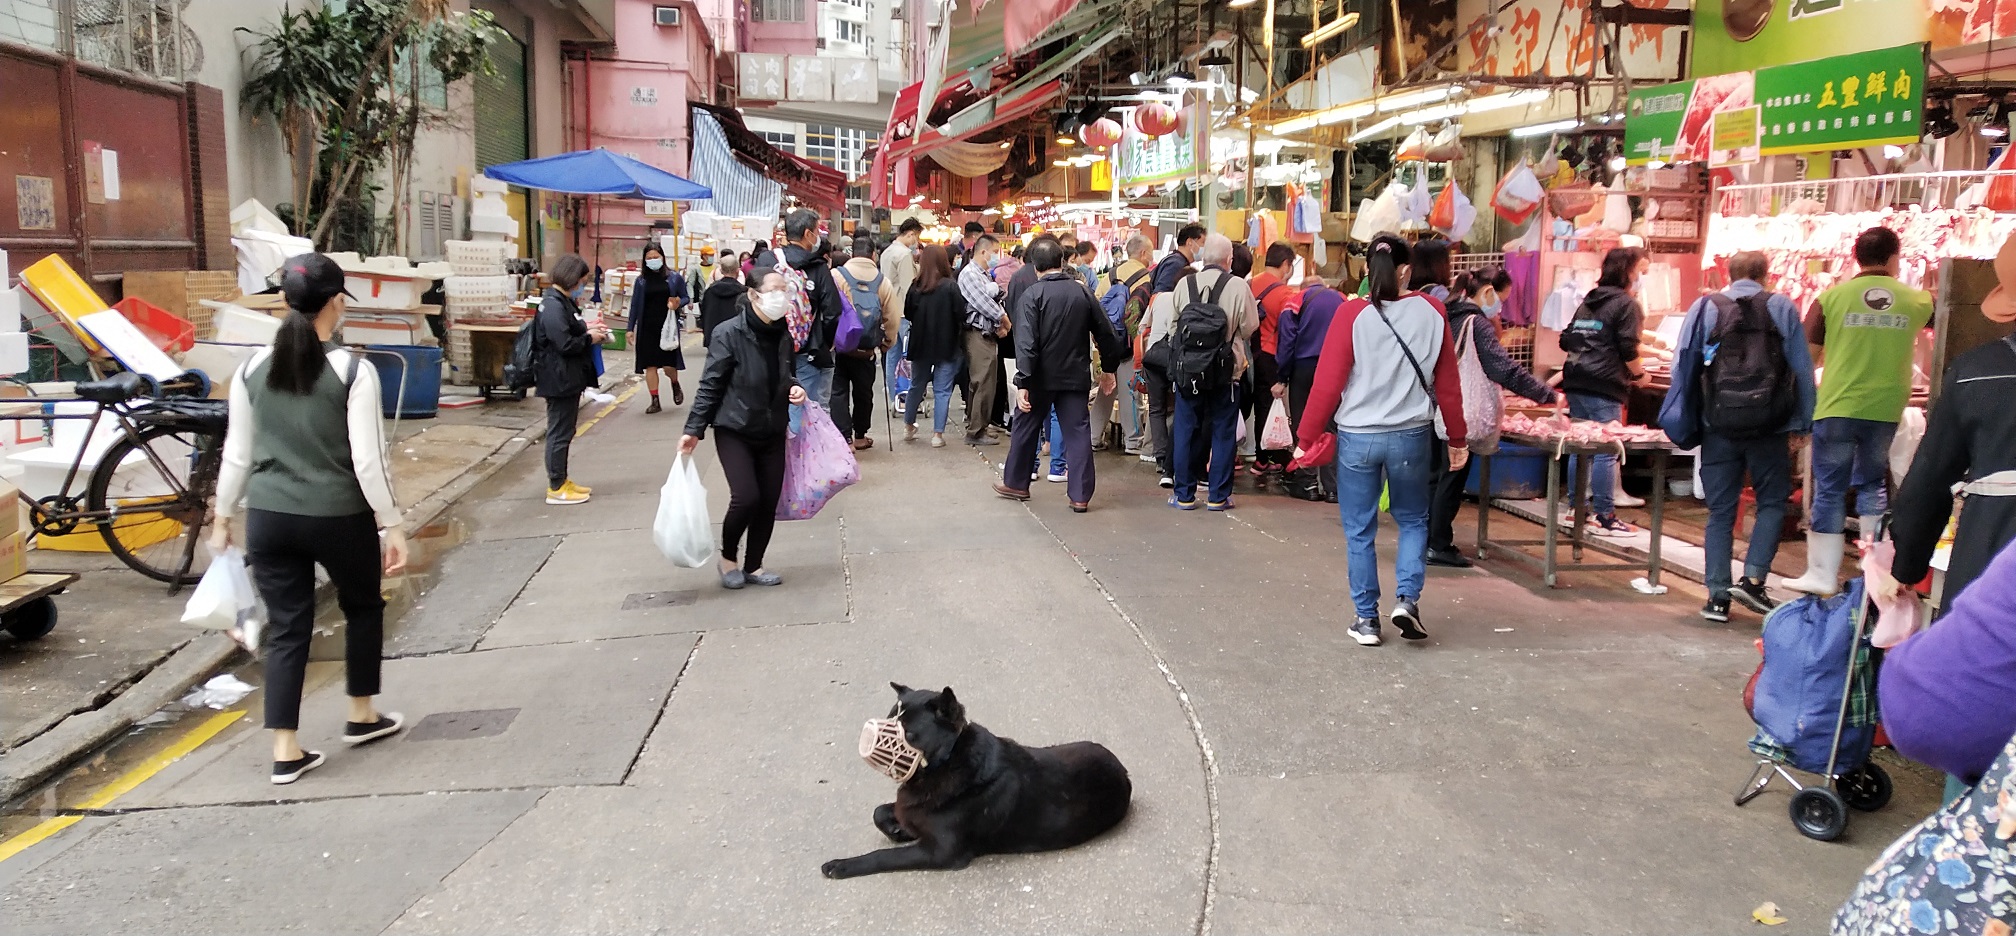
top-left (279, 253), bottom-right (353, 312)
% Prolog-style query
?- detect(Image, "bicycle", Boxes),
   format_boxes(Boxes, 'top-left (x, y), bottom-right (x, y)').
top-left (5, 371), bottom-right (226, 587)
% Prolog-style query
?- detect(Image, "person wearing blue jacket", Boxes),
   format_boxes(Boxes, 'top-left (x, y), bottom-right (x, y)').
top-left (1659, 251), bottom-right (1816, 622)
top-left (1274, 277), bottom-right (1346, 500)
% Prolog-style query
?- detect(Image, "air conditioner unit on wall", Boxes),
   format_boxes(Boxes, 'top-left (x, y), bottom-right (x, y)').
top-left (655, 5), bottom-right (682, 26)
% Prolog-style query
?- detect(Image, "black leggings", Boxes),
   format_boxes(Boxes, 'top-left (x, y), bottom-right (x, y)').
top-left (246, 509), bottom-right (386, 731)
top-left (714, 428), bottom-right (786, 570)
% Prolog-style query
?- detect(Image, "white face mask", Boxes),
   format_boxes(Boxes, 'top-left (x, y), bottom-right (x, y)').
top-left (645, 258), bottom-right (664, 271)
top-left (858, 717), bottom-right (927, 783)
top-left (755, 290), bottom-right (790, 322)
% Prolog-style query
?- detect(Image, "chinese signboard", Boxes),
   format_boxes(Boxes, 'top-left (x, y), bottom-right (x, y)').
top-left (1458, 0), bottom-right (1686, 81)
top-left (1113, 103), bottom-right (1202, 188)
top-left (740, 54), bottom-right (785, 101)
top-left (1695, 0), bottom-right (2007, 77)
top-left (1625, 44), bottom-right (1924, 165)
top-left (1710, 106), bottom-right (1761, 166)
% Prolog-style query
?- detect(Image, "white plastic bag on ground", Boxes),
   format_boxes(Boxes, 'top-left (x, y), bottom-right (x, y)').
top-left (181, 546), bottom-right (261, 635)
top-left (654, 453), bottom-right (713, 568)
top-left (1261, 399), bottom-right (1294, 450)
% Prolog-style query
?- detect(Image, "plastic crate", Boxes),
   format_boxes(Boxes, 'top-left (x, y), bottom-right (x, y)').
top-left (445, 240), bottom-right (511, 276)
top-left (111, 297), bottom-right (196, 353)
top-left (444, 275), bottom-right (514, 306)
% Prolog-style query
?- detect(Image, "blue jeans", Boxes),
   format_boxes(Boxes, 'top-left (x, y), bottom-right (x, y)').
top-left (1700, 432), bottom-right (1792, 598)
top-left (1336, 426), bottom-right (1434, 619)
top-left (885, 320), bottom-right (911, 403)
top-left (905, 357), bottom-right (961, 434)
top-left (1030, 411), bottom-right (1065, 477)
top-left (1567, 393), bottom-right (1623, 517)
top-left (790, 355), bottom-right (833, 435)
top-left (1810, 417), bottom-right (1896, 534)
top-left (1172, 386), bottom-right (1238, 504)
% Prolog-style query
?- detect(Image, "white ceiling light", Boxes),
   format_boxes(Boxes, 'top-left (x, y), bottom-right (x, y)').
top-left (1374, 86), bottom-right (1455, 112)
top-left (1271, 101), bottom-right (1375, 135)
top-left (1349, 115), bottom-right (1401, 142)
top-left (1511, 118), bottom-right (1579, 137)
top-left (1303, 9), bottom-right (1361, 47)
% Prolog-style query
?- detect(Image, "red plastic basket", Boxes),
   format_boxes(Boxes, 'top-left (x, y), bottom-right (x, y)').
top-left (111, 297), bottom-right (196, 353)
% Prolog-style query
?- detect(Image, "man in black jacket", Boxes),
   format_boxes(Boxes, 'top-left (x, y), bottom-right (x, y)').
top-left (993, 238), bottom-right (1126, 512)
top-left (780, 208), bottom-right (841, 412)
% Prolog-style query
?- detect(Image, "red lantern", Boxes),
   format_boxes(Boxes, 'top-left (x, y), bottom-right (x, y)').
top-left (1133, 102), bottom-right (1180, 138)
top-left (1081, 117), bottom-right (1123, 148)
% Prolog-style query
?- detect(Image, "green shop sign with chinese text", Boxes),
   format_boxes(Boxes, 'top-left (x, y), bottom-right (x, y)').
top-left (1624, 43), bottom-right (1924, 165)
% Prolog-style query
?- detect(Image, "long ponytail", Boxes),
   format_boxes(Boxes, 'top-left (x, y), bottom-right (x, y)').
top-left (267, 305), bottom-right (327, 394)
top-left (1365, 234), bottom-right (1411, 312)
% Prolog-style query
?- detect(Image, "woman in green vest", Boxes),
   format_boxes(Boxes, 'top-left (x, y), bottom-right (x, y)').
top-left (212, 253), bottom-right (409, 785)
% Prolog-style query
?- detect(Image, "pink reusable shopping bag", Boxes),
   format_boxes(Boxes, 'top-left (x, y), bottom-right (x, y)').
top-left (776, 402), bottom-right (859, 520)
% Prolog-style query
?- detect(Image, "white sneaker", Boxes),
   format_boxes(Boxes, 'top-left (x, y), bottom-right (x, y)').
top-left (930, 433), bottom-right (946, 448)
top-left (904, 424), bottom-right (918, 442)
top-left (1047, 472), bottom-right (1067, 483)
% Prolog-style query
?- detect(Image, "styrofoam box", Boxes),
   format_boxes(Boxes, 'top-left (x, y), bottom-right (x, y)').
top-left (213, 304), bottom-right (281, 345)
top-left (0, 332), bottom-right (28, 376)
top-left (0, 288), bottom-right (21, 333)
top-left (470, 176), bottom-right (508, 195)
top-left (344, 272), bottom-right (428, 310)
top-left (467, 213), bottom-right (519, 238)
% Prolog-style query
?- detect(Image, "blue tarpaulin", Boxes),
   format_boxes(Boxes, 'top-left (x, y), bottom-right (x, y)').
top-left (481, 148), bottom-right (713, 201)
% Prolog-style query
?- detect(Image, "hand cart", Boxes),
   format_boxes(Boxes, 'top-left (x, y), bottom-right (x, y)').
top-left (0, 572), bottom-right (80, 641)
top-left (449, 324), bottom-right (527, 401)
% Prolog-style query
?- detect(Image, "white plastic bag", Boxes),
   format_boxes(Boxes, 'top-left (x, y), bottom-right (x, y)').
top-left (1402, 176), bottom-right (1434, 225)
top-left (1261, 399), bottom-right (1294, 450)
top-left (180, 546), bottom-right (263, 646)
top-left (660, 306), bottom-right (680, 351)
top-left (1425, 124), bottom-right (1464, 162)
top-left (1351, 183), bottom-right (1406, 242)
top-left (654, 453), bottom-right (713, 568)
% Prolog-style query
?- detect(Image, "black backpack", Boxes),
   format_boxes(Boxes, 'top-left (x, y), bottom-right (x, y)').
top-left (1700, 292), bottom-right (1795, 439)
top-left (1172, 273), bottom-right (1234, 397)
top-left (503, 317), bottom-right (540, 391)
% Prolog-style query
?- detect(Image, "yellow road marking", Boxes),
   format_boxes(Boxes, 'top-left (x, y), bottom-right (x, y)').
top-left (575, 382), bottom-right (641, 438)
top-left (0, 709), bottom-right (243, 864)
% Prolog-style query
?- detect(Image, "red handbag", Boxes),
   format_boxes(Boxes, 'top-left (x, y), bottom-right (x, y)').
top-left (1286, 432), bottom-right (1335, 472)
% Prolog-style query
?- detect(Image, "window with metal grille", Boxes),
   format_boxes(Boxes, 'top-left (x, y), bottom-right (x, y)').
top-left (751, 0), bottom-right (805, 22)
top-left (0, 0), bottom-right (62, 52)
top-left (71, 0), bottom-right (193, 80)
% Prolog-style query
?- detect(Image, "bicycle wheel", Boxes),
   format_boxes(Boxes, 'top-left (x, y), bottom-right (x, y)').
top-left (86, 422), bottom-right (222, 584)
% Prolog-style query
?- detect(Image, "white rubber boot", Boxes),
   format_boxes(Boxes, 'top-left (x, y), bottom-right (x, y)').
top-left (1859, 514), bottom-right (1884, 544)
top-left (1782, 532), bottom-right (1846, 596)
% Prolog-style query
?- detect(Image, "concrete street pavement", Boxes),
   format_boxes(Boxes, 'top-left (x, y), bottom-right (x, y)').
top-left (0, 382), bottom-right (1941, 935)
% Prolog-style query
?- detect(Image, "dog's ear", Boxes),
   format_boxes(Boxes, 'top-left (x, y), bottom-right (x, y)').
top-left (889, 682), bottom-right (912, 697)
top-left (932, 687), bottom-right (966, 728)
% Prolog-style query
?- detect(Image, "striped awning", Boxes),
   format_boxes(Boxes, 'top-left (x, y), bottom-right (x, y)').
top-left (687, 108), bottom-right (784, 219)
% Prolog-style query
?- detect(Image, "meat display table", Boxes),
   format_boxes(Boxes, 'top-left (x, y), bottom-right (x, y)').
top-left (1474, 431), bottom-right (1676, 588)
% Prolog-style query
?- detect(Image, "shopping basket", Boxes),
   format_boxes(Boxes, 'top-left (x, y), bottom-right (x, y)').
top-left (1733, 576), bottom-right (1893, 840)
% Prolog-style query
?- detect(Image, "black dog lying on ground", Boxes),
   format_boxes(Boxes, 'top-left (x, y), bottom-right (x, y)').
top-left (821, 684), bottom-right (1132, 879)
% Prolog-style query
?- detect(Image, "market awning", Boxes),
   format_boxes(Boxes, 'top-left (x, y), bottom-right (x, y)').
top-left (885, 79), bottom-right (1062, 164)
top-left (481, 148), bottom-right (712, 200)
top-left (689, 103), bottom-right (848, 213)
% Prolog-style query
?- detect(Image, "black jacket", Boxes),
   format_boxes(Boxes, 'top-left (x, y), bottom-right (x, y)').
top-left (905, 280), bottom-right (967, 366)
top-left (1012, 271), bottom-right (1126, 393)
top-left (1558, 285), bottom-right (1643, 404)
top-left (533, 287), bottom-right (597, 399)
top-left (1449, 298), bottom-right (1554, 404)
top-left (1891, 337), bottom-right (2016, 600)
top-left (698, 277), bottom-right (746, 348)
top-left (685, 301), bottom-right (798, 440)
top-left (784, 242), bottom-right (841, 357)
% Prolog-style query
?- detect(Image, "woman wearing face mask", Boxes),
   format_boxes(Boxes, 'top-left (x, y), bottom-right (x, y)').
top-left (1557, 246), bottom-right (1649, 537)
top-left (680, 265), bottom-right (808, 589)
top-left (535, 254), bottom-right (609, 506)
top-left (629, 243), bottom-right (688, 413)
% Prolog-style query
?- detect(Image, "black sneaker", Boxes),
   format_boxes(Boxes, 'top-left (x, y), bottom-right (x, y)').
top-left (343, 712), bottom-right (406, 746)
top-left (1390, 600), bottom-right (1428, 640)
top-left (1731, 578), bottom-right (1778, 615)
top-left (1700, 597), bottom-right (1732, 623)
top-left (1348, 617), bottom-right (1382, 646)
top-left (272, 750), bottom-right (326, 785)
top-left (1425, 547), bottom-right (1473, 568)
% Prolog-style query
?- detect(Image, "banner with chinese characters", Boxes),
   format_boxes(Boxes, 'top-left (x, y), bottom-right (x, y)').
top-left (1710, 106), bottom-right (1762, 166)
top-left (1754, 43), bottom-right (1923, 155)
top-left (1113, 102), bottom-right (1203, 188)
top-left (1625, 44), bottom-right (1923, 165)
top-left (1694, 0), bottom-right (2005, 77)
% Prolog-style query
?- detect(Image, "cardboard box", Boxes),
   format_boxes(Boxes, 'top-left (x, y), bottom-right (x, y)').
top-left (0, 479), bottom-right (20, 538)
top-left (0, 531), bottom-right (30, 582)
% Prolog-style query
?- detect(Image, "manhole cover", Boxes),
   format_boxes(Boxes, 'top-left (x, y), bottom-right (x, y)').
top-left (621, 590), bottom-right (698, 610)
top-left (407, 708), bottom-right (520, 742)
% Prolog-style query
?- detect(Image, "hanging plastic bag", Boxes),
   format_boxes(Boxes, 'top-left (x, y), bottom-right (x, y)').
top-left (1351, 183), bottom-right (1406, 242)
top-left (1988, 145), bottom-right (2016, 212)
top-left (653, 452), bottom-right (713, 568)
top-left (1493, 158), bottom-right (1543, 225)
top-left (777, 403), bottom-right (860, 520)
top-left (1401, 176), bottom-right (1434, 226)
top-left (1534, 136), bottom-right (1561, 180)
top-left (1601, 186), bottom-right (1633, 234)
top-left (1445, 185), bottom-right (1479, 243)
top-left (1396, 127), bottom-right (1430, 162)
top-left (181, 546), bottom-right (264, 649)
top-left (1429, 183), bottom-right (1459, 232)
top-left (1261, 399), bottom-right (1294, 450)
top-left (1236, 412), bottom-right (1248, 444)
top-left (1861, 538), bottom-right (1926, 649)
top-left (1425, 124), bottom-right (1464, 162)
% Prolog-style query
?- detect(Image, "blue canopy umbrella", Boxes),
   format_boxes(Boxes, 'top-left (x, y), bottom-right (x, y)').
top-left (481, 147), bottom-right (713, 201)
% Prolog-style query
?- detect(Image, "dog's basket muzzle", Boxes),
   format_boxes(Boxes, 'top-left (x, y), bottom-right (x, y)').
top-left (859, 718), bottom-right (926, 782)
